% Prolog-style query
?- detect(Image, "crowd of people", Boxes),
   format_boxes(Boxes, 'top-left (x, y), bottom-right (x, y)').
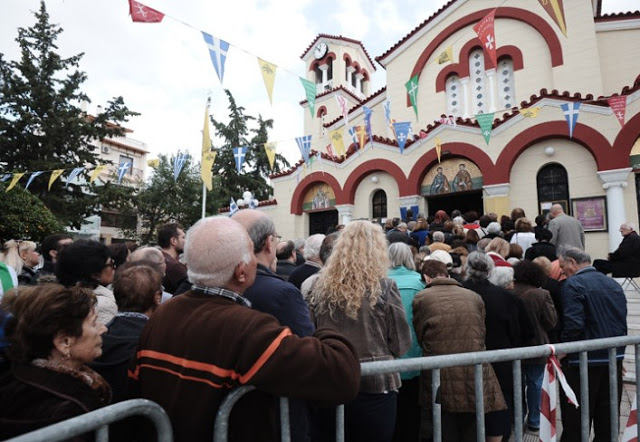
top-left (0, 202), bottom-right (637, 442)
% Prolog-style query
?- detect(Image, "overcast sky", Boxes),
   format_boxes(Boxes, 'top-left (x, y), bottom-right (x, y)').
top-left (1, 0), bottom-right (638, 167)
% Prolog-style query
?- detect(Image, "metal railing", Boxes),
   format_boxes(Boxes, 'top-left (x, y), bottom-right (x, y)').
top-left (6, 399), bottom-right (173, 442)
top-left (214, 335), bottom-right (640, 442)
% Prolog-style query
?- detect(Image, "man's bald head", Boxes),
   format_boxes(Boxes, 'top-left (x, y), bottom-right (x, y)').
top-left (550, 204), bottom-right (565, 217)
top-left (130, 246), bottom-right (166, 275)
top-left (185, 216), bottom-right (255, 290)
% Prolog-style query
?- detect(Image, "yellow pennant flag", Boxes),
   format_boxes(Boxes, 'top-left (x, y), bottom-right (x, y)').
top-left (436, 46), bottom-right (453, 64)
top-left (329, 129), bottom-right (346, 157)
top-left (355, 126), bottom-right (367, 150)
top-left (147, 159), bottom-right (160, 169)
top-left (49, 169), bottom-right (64, 191)
top-left (435, 137), bottom-right (442, 163)
top-left (6, 173), bottom-right (25, 192)
top-left (258, 58), bottom-right (277, 105)
top-left (519, 107), bottom-right (541, 118)
top-left (89, 165), bottom-right (107, 183)
top-left (201, 107), bottom-right (216, 191)
top-left (264, 142), bottom-right (277, 170)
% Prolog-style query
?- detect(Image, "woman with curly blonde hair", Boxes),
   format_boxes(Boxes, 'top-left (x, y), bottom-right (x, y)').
top-left (309, 220), bottom-right (411, 442)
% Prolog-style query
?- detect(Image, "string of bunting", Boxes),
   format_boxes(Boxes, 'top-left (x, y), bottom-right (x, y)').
top-left (3, 1), bottom-right (632, 193)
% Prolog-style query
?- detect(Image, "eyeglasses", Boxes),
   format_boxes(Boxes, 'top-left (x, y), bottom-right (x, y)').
top-left (272, 233), bottom-right (282, 242)
top-left (104, 259), bottom-right (116, 269)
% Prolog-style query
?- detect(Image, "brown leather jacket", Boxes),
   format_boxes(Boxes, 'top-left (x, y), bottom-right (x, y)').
top-left (312, 277), bottom-right (412, 393)
top-left (412, 278), bottom-right (506, 413)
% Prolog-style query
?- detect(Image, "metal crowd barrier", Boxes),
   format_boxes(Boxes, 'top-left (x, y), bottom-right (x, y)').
top-left (214, 335), bottom-right (640, 442)
top-left (6, 399), bottom-right (173, 442)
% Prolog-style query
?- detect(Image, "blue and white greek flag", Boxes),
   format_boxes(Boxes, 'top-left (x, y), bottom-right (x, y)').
top-left (117, 162), bottom-right (132, 184)
top-left (173, 153), bottom-right (188, 182)
top-left (296, 135), bottom-right (312, 163)
top-left (202, 32), bottom-right (230, 84)
top-left (348, 126), bottom-right (358, 147)
top-left (561, 102), bottom-right (581, 138)
top-left (233, 146), bottom-right (248, 173)
top-left (25, 171), bottom-right (43, 190)
top-left (65, 167), bottom-right (85, 188)
top-left (229, 197), bottom-right (239, 216)
top-left (393, 122), bottom-right (412, 154)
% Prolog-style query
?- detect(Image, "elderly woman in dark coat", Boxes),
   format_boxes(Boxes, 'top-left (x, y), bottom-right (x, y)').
top-left (463, 252), bottom-right (531, 440)
top-left (512, 260), bottom-right (557, 432)
top-left (0, 284), bottom-right (110, 439)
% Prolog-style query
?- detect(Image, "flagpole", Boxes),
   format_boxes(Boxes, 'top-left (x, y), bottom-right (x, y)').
top-left (201, 182), bottom-right (207, 219)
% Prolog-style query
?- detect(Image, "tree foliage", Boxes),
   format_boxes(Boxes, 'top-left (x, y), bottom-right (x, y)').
top-left (0, 183), bottom-right (65, 243)
top-left (95, 153), bottom-right (202, 244)
top-left (0, 1), bottom-right (138, 229)
top-left (209, 90), bottom-right (290, 210)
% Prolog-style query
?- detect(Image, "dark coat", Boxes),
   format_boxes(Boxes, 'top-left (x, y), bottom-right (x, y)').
top-left (0, 364), bottom-right (108, 440)
top-left (287, 262), bottom-right (321, 290)
top-left (609, 231), bottom-right (640, 277)
top-left (275, 260), bottom-right (297, 281)
top-left (524, 241), bottom-right (557, 262)
top-left (244, 264), bottom-right (315, 337)
top-left (89, 315), bottom-right (148, 403)
top-left (512, 282), bottom-right (558, 364)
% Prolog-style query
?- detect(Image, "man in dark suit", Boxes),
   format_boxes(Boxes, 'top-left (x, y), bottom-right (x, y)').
top-left (593, 222), bottom-right (640, 276)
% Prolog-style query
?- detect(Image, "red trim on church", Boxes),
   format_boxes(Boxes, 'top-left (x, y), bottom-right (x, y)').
top-left (290, 172), bottom-right (344, 215)
top-left (406, 7), bottom-right (563, 106)
top-left (342, 160), bottom-right (408, 205)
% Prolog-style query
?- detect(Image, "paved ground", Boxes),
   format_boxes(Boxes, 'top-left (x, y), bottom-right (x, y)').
top-left (515, 382), bottom-right (636, 442)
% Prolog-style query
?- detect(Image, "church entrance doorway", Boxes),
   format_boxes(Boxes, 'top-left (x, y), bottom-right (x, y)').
top-left (309, 209), bottom-right (339, 235)
top-left (426, 190), bottom-right (483, 217)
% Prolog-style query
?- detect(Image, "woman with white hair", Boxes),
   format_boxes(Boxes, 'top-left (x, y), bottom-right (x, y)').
top-left (463, 251), bottom-right (526, 441)
top-left (387, 242), bottom-right (425, 442)
top-left (1, 240), bottom-right (41, 286)
top-left (309, 221), bottom-right (411, 442)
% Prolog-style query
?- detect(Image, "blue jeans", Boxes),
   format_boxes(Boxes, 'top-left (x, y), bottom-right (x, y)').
top-left (524, 364), bottom-right (545, 429)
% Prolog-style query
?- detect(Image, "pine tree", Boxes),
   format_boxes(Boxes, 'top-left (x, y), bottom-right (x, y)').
top-left (0, 1), bottom-right (138, 229)
top-left (210, 90), bottom-right (289, 207)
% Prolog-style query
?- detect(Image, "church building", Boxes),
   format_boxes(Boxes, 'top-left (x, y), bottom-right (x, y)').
top-left (267, 0), bottom-right (640, 260)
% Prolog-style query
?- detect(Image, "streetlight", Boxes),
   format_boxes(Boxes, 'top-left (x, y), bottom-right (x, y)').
top-left (236, 190), bottom-right (259, 209)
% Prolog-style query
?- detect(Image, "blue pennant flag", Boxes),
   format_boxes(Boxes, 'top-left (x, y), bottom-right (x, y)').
top-left (117, 162), bottom-right (132, 184)
top-left (363, 106), bottom-right (374, 149)
top-left (296, 135), bottom-right (312, 164)
top-left (561, 102), bottom-right (581, 138)
top-left (348, 126), bottom-right (358, 147)
top-left (25, 171), bottom-right (44, 190)
top-left (1, 174), bottom-right (11, 182)
top-left (383, 99), bottom-right (391, 126)
top-left (233, 146), bottom-right (248, 173)
top-left (65, 167), bottom-right (85, 188)
top-left (392, 122), bottom-right (412, 154)
top-left (173, 153), bottom-right (188, 182)
top-left (229, 197), bottom-right (239, 216)
top-left (202, 32), bottom-right (230, 84)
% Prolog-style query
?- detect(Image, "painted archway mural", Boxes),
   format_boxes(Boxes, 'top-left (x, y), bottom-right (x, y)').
top-left (421, 159), bottom-right (483, 196)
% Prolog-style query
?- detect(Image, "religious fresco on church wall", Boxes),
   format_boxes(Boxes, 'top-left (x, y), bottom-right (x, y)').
top-left (303, 183), bottom-right (336, 211)
top-left (420, 159), bottom-right (483, 196)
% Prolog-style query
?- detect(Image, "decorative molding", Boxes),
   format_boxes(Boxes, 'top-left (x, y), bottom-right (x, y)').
top-left (483, 183), bottom-right (510, 197)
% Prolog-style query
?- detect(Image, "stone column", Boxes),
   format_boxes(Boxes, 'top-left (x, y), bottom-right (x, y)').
top-left (336, 204), bottom-right (354, 225)
top-left (319, 64), bottom-right (329, 86)
top-left (483, 183), bottom-right (510, 217)
top-left (486, 68), bottom-right (497, 112)
top-left (355, 73), bottom-right (364, 93)
top-left (346, 66), bottom-right (356, 88)
top-left (460, 77), bottom-right (471, 118)
top-left (597, 168), bottom-right (632, 252)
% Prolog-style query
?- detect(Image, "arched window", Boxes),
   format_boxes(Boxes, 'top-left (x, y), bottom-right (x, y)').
top-left (497, 57), bottom-right (515, 110)
top-left (445, 74), bottom-right (463, 117)
top-left (469, 48), bottom-right (488, 114)
top-left (372, 189), bottom-right (387, 219)
top-left (537, 163), bottom-right (569, 213)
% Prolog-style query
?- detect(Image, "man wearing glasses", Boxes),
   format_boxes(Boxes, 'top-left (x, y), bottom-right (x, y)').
top-left (232, 209), bottom-right (315, 442)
